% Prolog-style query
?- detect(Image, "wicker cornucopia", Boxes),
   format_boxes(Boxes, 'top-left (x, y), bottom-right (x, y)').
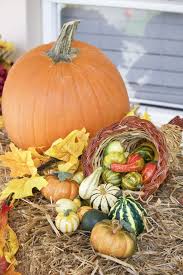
top-left (82, 115), bottom-right (183, 199)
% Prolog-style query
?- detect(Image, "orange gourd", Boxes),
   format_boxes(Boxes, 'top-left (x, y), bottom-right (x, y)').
top-left (90, 220), bottom-right (136, 258)
top-left (41, 175), bottom-right (79, 202)
top-left (2, 20), bottom-right (129, 149)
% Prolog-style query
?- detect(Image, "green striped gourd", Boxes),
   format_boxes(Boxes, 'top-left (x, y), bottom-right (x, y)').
top-left (109, 196), bottom-right (147, 235)
top-left (121, 172), bottom-right (142, 190)
top-left (102, 169), bottom-right (121, 187)
top-left (90, 183), bottom-right (120, 214)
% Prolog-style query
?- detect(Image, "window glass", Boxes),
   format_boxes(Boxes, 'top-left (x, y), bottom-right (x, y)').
top-left (61, 5), bottom-right (183, 109)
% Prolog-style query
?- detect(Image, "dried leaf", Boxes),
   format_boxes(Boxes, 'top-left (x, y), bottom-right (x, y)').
top-left (45, 128), bottom-right (89, 161)
top-left (4, 225), bottom-right (19, 264)
top-left (126, 105), bottom-right (139, 117)
top-left (58, 156), bottom-right (79, 174)
top-left (0, 256), bottom-right (8, 274)
top-left (141, 111), bottom-right (151, 121)
top-left (53, 171), bottom-right (73, 181)
top-left (4, 265), bottom-right (21, 275)
top-left (0, 144), bottom-right (37, 177)
top-left (0, 177), bottom-right (48, 200)
top-left (28, 147), bottom-right (50, 167)
top-left (0, 202), bottom-right (19, 274)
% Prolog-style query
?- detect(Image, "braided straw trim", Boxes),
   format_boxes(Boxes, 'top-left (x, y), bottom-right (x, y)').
top-left (82, 116), bottom-right (169, 199)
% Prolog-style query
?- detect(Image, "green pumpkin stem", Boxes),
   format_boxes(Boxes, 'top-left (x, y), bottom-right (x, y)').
top-left (47, 20), bottom-right (80, 63)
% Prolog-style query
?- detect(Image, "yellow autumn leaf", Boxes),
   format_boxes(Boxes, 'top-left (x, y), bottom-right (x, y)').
top-left (4, 225), bottom-right (19, 264)
top-left (126, 105), bottom-right (140, 117)
top-left (45, 128), bottom-right (89, 161)
top-left (0, 40), bottom-right (15, 52)
top-left (0, 143), bottom-right (37, 177)
top-left (140, 111), bottom-right (151, 121)
top-left (28, 147), bottom-right (50, 167)
top-left (58, 156), bottom-right (79, 174)
top-left (0, 176), bottom-right (48, 200)
top-left (0, 115), bottom-right (4, 129)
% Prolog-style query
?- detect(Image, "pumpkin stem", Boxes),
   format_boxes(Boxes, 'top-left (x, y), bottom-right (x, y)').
top-left (112, 219), bottom-right (122, 234)
top-left (47, 20), bottom-right (80, 63)
top-left (64, 209), bottom-right (72, 216)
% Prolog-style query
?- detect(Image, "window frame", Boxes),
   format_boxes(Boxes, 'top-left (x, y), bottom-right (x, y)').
top-left (41, 0), bottom-right (183, 119)
top-left (42, 0), bottom-right (183, 42)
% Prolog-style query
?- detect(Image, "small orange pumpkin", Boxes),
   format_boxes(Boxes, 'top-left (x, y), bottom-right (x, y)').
top-left (77, 206), bottom-right (92, 221)
top-left (41, 175), bottom-right (79, 202)
top-left (90, 220), bottom-right (136, 258)
top-left (2, 20), bottom-right (129, 149)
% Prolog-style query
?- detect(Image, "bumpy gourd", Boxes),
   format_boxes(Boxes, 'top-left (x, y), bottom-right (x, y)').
top-left (103, 152), bottom-right (126, 169)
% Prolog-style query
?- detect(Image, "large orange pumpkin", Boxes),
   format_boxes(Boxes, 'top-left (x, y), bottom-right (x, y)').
top-left (2, 20), bottom-right (129, 149)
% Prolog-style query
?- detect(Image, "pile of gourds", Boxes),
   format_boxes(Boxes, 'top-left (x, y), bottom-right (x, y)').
top-left (45, 139), bottom-right (156, 258)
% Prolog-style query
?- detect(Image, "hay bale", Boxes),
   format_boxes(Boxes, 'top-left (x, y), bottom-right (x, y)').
top-left (1, 130), bottom-right (183, 275)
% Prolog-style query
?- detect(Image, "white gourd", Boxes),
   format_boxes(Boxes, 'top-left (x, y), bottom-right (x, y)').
top-left (55, 210), bottom-right (79, 233)
top-left (90, 183), bottom-right (120, 214)
top-left (79, 167), bottom-right (103, 200)
top-left (55, 198), bottom-right (79, 213)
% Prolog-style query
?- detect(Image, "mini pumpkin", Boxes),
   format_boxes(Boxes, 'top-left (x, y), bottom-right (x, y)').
top-left (55, 210), bottom-right (79, 233)
top-left (55, 198), bottom-right (79, 213)
top-left (41, 175), bottom-right (79, 202)
top-left (90, 220), bottom-right (136, 258)
top-left (90, 183), bottom-right (120, 214)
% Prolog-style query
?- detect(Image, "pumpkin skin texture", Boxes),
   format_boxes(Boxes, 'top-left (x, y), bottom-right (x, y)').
top-left (41, 175), bottom-right (79, 202)
top-left (2, 22), bottom-right (129, 149)
top-left (90, 220), bottom-right (136, 258)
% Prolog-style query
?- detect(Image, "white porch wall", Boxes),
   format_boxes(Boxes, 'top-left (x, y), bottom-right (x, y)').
top-left (0, 0), bottom-right (42, 58)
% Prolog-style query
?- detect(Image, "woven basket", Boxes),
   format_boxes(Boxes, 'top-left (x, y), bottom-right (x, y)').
top-left (82, 116), bottom-right (181, 199)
